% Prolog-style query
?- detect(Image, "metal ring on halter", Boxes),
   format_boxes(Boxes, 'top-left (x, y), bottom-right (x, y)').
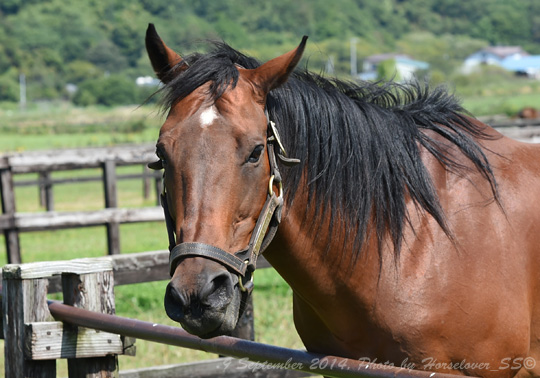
top-left (268, 175), bottom-right (283, 198)
top-left (238, 272), bottom-right (254, 292)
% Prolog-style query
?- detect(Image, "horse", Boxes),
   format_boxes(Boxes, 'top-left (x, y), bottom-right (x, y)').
top-left (144, 24), bottom-right (540, 377)
top-left (517, 107), bottom-right (540, 120)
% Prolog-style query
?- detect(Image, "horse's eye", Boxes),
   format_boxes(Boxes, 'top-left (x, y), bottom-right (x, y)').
top-left (248, 145), bottom-right (264, 163)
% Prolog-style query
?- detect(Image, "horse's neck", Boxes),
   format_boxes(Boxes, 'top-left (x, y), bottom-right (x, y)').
top-left (263, 191), bottom-right (383, 310)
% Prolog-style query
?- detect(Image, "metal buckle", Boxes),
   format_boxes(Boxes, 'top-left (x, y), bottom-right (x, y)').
top-left (268, 175), bottom-right (283, 198)
top-left (238, 272), bottom-right (254, 292)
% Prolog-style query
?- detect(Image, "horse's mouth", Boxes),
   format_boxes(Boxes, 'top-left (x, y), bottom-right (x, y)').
top-left (178, 318), bottom-right (221, 338)
top-left (182, 321), bottom-right (227, 339)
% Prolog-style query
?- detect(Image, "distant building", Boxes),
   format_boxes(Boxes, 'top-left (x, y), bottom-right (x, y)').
top-left (359, 53), bottom-right (429, 82)
top-left (500, 56), bottom-right (540, 78)
top-left (136, 76), bottom-right (161, 87)
top-left (462, 46), bottom-right (529, 74)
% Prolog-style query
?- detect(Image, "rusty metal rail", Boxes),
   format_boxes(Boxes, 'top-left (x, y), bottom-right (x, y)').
top-left (48, 300), bottom-right (458, 378)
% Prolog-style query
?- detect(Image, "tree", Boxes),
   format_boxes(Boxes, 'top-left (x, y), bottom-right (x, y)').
top-left (0, 74), bottom-right (19, 102)
top-left (73, 75), bottom-right (138, 107)
top-left (377, 59), bottom-right (400, 81)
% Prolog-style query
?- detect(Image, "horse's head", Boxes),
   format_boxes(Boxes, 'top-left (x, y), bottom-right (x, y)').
top-left (145, 24), bottom-right (305, 338)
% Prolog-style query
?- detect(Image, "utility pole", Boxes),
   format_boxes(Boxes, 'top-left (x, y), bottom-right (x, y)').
top-left (350, 38), bottom-right (357, 78)
top-left (326, 55), bottom-right (335, 75)
top-left (19, 73), bottom-right (26, 111)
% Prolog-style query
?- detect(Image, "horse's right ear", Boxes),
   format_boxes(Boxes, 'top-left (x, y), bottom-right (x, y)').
top-left (145, 24), bottom-right (185, 84)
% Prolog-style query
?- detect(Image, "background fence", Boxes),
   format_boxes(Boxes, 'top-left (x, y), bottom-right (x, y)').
top-left (0, 144), bottom-right (164, 263)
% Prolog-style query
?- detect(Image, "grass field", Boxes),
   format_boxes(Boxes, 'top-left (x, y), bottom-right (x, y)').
top-left (0, 105), bottom-right (304, 375)
top-left (0, 102), bottom-right (162, 151)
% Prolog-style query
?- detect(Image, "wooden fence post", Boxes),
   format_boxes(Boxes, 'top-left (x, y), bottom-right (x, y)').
top-left (103, 160), bottom-right (120, 255)
top-left (0, 162), bottom-right (22, 263)
top-left (2, 258), bottom-right (127, 378)
top-left (62, 270), bottom-right (118, 377)
top-left (142, 164), bottom-right (150, 200)
top-left (154, 173), bottom-right (163, 206)
top-left (3, 270), bottom-right (56, 377)
top-left (38, 171), bottom-right (54, 211)
top-left (230, 296), bottom-right (255, 341)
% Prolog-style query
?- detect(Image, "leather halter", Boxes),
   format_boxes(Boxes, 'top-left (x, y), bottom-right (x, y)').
top-left (160, 111), bottom-right (299, 294)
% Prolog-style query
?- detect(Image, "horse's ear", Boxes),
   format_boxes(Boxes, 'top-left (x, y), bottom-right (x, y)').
top-left (145, 23), bottom-right (185, 84)
top-left (244, 36), bottom-right (308, 96)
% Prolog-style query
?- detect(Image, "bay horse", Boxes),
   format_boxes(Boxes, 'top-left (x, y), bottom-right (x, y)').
top-left (145, 24), bottom-right (540, 377)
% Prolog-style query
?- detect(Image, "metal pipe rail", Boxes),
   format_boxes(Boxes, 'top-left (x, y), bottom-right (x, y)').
top-left (48, 300), bottom-right (458, 378)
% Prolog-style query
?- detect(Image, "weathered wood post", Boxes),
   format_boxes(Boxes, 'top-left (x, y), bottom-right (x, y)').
top-left (103, 160), bottom-right (120, 255)
top-left (142, 164), bottom-right (151, 200)
top-left (155, 172), bottom-right (163, 206)
top-left (2, 268), bottom-right (55, 377)
top-left (38, 171), bottom-right (54, 211)
top-left (0, 157), bottom-right (21, 263)
top-left (62, 268), bottom-right (118, 377)
top-left (2, 258), bottom-right (132, 378)
top-left (230, 297), bottom-right (255, 341)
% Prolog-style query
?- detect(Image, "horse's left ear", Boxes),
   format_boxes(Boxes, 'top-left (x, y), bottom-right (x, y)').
top-left (145, 23), bottom-right (185, 83)
top-left (244, 36), bottom-right (308, 96)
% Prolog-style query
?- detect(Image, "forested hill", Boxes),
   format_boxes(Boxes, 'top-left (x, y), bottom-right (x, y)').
top-left (1, 0), bottom-right (540, 103)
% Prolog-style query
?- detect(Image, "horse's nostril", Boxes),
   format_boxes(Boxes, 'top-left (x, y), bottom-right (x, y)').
top-left (200, 271), bottom-right (233, 308)
top-left (164, 283), bottom-right (188, 318)
top-left (167, 283), bottom-right (181, 302)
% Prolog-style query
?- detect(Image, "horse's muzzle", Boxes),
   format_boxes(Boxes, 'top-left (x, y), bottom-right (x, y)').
top-left (164, 256), bottom-right (241, 338)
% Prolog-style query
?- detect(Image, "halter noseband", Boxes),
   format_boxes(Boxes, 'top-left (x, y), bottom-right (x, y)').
top-left (160, 111), bottom-right (299, 295)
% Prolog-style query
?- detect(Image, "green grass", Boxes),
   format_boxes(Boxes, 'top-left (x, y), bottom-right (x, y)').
top-left (0, 102), bottom-right (163, 152)
top-left (452, 68), bottom-right (540, 116)
top-left (462, 92), bottom-right (540, 117)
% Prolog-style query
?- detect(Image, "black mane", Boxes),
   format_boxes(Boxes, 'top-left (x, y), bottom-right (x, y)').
top-left (160, 42), bottom-right (499, 261)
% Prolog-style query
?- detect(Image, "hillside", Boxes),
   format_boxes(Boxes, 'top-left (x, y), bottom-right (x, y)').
top-left (1, 0), bottom-right (540, 104)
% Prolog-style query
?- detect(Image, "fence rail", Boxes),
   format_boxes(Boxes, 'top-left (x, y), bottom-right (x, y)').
top-left (0, 144), bottom-right (157, 172)
top-left (0, 206), bottom-right (163, 231)
top-left (0, 249), bottom-right (272, 293)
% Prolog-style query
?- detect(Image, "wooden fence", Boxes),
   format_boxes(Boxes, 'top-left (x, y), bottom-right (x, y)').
top-left (1, 250), bottom-right (316, 378)
top-left (0, 145), bottom-right (164, 264)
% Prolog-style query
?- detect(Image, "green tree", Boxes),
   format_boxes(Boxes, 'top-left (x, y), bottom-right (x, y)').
top-left (65, 61), bottom-right (103, 85)
top-left (377, 59), bottom-right (400, 81)
top-left (73, 75), bottom-right (138, 107)
top-left (0, 74), bottom-right (19, 102)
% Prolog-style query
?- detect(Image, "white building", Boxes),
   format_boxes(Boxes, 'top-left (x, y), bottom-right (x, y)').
top-left (462, 46), bottom-right (529, 74)
top-left (359, 53), bottom-right (429, 82)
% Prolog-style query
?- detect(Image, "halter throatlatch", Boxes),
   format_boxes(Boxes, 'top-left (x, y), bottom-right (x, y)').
top-left (160, 111), bottom-right (298, 296)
